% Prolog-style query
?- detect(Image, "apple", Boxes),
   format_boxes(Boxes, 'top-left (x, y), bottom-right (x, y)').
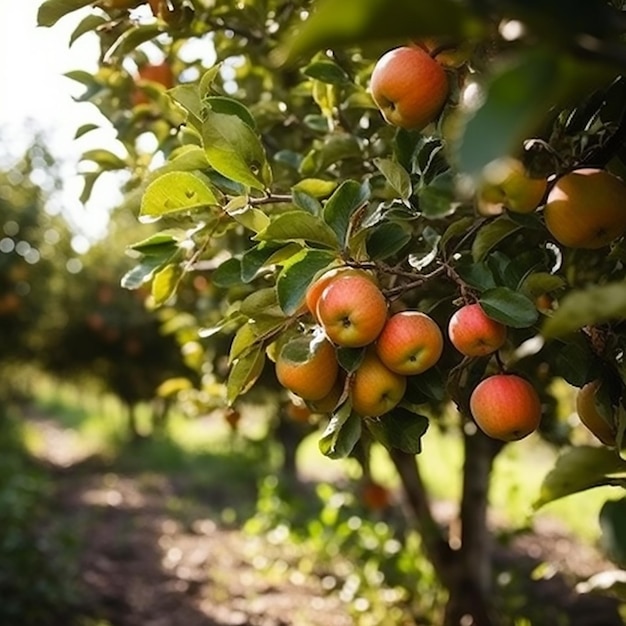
top-left (369, 46), bottom-right (449, 131)
top-left (469, 374), bottom-right (542, 441)
top-left (275, 335), bottom-right (339, 401)
top-left (477, 157), bottom-right (547, 215)
top-left (305, 266), bottom-right (374, 321)
top-left (351, 351), bottom-right (407, 417)
top-left (576, 380), bottom-right (616, 446)
top-left (543, 168), bottom-right (626, 249)
top-left (448, 303), bottom-right (507, 357)
top-left (316, 274), bottom-right (388, 348)
top-left (375, 310), bottom-right (444, 375)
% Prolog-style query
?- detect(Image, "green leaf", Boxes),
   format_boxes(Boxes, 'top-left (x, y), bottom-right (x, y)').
top-left (336, 347), bottom-right (365, 373)
top-left (205, 96), bottom-right (257, 129)
top-left (600, 498), bottom-right (626, 568)
top-left (240, 289), bottom-right (284, 319)
top-left (554, 340), bottom-right (595, 387)
top-left (168, 84), bottom-right (203, 127)
top-left (203, 111), bottom-right (271, 191)
top-left (471, 217), bottom-right (521, 263)
top-left (319, 404), bottom-right (362, 459)
top-left (128, 231), bottom-right (184, 254)
top-left (299, 133), bottom-right (362, 176)
top-left (241, 243), bottom-right (284, 283)
top-left (520, 272), bottom-right (566, 298)
top-left (322, 180), bottom-right (370, 247)
top-left (292, 189), bottom-right (322, 214)
top-left (440, 216), bottom-right (476, 250)
top-left (479, 287), bottom-right (539, 328)
top-left (81, 149), bottom-right (127, 171)
top-left (140, 172), bottom-right (218, 218)
top-left (366, 222), bottom-right (411, 260)
top-left (227, 345), bottom-right (266, 403)
top-left (374, 158), bottom-right (412, 202)
top-left (152, 263), bottom-right (182, 307)
top-left (37, 0), bottom-right (94, 26)
top-left (121, 255), bottom-right (172, 290)
top-left (276, 249), bottom-right (337, 315)
top-left (255, 211), bottom-right (340, 249)
top-left (417, 170), bottom-right (458, 219)
top-left (211, 257), bottom-right (242, 288)
top-left (229, 317), bottom-right (284, 363)
top-left (534, 446), bottom-right (626, 510)
top-left (198, 64), bottom-right (222, 99)
top-left (74, 123), bottom-right (99, 139)
top-left (302, 60), bottom-right (351, 85)
top-left (292, 178), bottom-right (338, 199)
top-left (542, 282), bottom-right (626, 339)
top-left (224, 196), bottom-right (270, 233)
top-left (365, 409), bottom-right (429, 455)
top-left (281, 0), bottom-right (475, 64)
top-left (105, 24), bottom-right (163, 61)
top-left (70, 13), bottom-right (107, 45)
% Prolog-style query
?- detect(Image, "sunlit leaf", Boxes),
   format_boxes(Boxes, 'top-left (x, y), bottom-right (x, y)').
top-left (203, 110), bottom-right (271, 190)
top-left (152, 263), bottom-right (183, 306)
top-left (227, 345), bottom-right (266, 403)
top-left (534, 446), bottom-right (626, 510)
top-left (140, 171), bottom-right (218, 218)
top-left (542, 281), bottom-right (626, 338)
top-left (255, 211), bottom-right (339, 249)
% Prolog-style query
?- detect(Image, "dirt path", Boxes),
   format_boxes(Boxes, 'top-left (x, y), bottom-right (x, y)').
top-left (27, 410), bottom-right (625, 626)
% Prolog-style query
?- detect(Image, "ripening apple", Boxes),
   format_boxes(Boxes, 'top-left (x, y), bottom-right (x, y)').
top-left (477, 157), bottom-right (548, 215)
top-left (316, 274), bottom-right (388, 348)
top-left (376, 310), bottom-right (444, 375)
top-left (369, 45), bottom-right (449, 131)
top-left (576, 380), bottom-right (616, 446)
top-left (275, 335), bottom-right (339, 401)
top-left (351, 351), bottom-right (407, 417)
top-left (448, 303), bottom-right (507, 358)
top-left (305, 267), bottom-right (375, 321)
top-left (543, 168), bottom-right (626, 249)
top-left (470, 374), bottom-right (542, 441)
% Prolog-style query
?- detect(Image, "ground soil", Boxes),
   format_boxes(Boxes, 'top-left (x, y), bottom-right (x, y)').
top-left (27, 411), bottom-right (626, 626)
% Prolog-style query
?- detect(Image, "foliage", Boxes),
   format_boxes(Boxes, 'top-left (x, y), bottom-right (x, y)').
top-left (37, 0), bottom-right (626, 622)
top-left (0, 409), bottom-right (80, 625)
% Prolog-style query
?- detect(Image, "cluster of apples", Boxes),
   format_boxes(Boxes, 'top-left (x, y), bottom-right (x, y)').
top-left (273, 268), bottom-right (543, 442)
top-left (275, 269), bottom-right (442, 419)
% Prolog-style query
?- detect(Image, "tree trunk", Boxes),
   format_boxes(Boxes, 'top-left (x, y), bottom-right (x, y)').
top-left (388, 449), bottom-right (456, 589)
top-left (444, 427), bottom-right (504, 626)
top-left (389, 429), bottom-right (504, 626)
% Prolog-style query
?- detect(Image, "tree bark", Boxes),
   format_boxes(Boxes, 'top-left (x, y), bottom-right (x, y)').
top-left (388, 449), bottom-right (456, 589)
top-left (444, 427), bottom-right (504, 626)
top-left (389, 429), bottom-right (505, 626)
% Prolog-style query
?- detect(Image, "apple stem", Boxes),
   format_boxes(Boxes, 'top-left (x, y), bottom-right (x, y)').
top-left (494, 350), bottom-right (506, 373)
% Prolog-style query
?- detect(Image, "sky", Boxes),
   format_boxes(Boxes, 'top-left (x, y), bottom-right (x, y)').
top-left (0, 0), bottom-right (123, 241)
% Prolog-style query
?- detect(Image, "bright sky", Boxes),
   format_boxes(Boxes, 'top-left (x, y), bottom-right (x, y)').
top-left (0, 0), bottom-right (121, 241)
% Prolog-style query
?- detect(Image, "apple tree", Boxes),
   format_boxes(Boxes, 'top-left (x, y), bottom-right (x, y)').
top-left (39, 0), bottom-right (626, 623)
